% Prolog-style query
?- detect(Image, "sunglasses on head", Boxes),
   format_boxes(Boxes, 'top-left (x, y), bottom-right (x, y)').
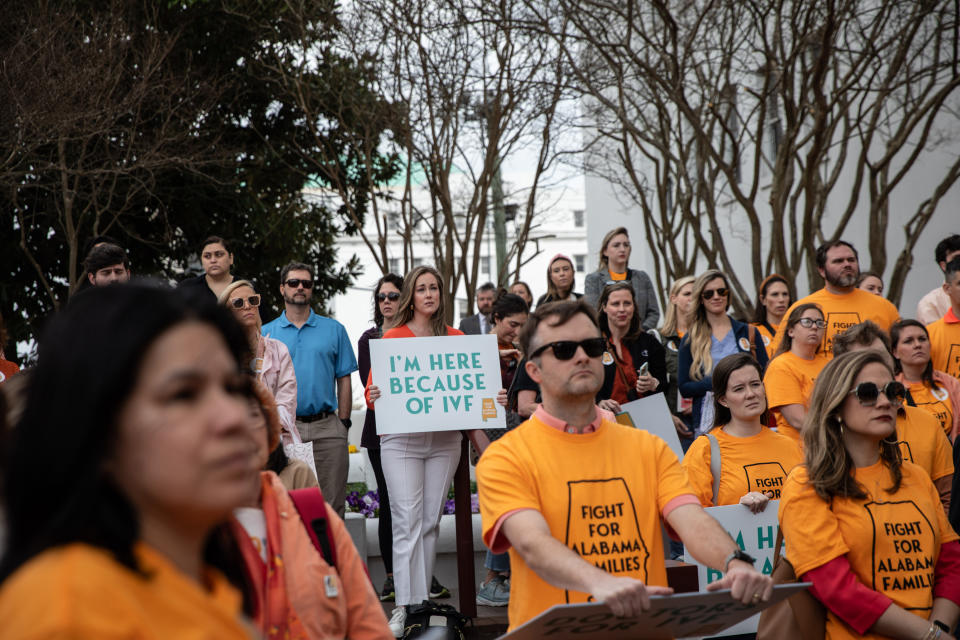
top-left (701, 287), bottom-right (728, 300)
top-left (229, 295), bottom-right (260, 309)
top-left (529, 337), bottom-right (606, 361)
top-left (848, 381), bottom-right (905, 406)
top-left (284, 278), bottom-right (314, 289)
top-left (377, 291), bottom-right (401, 302)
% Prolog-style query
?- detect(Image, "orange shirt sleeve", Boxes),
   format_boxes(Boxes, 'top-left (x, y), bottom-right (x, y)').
top-left (779, 467), bottom-right (850, 577)
top-left (680, 435), bottom-right (715, 507)
top-left (651, 432), bottom-right (699, 512)
top-left (328, 508), bottom-right (393, 638)
top-left (764, 355), bottom-right (807, 409)
top-left (477, 437), bottom-right (541, 553)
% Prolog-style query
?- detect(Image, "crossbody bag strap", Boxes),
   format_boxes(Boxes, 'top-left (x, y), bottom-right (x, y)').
top-left (706, 432), bottom-right (721, 505)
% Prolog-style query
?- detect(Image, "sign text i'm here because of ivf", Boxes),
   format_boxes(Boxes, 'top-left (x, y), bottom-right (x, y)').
top-left (370, 334), bottom-right (506, 434)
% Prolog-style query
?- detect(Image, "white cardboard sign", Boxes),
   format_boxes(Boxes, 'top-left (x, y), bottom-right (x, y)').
top-left (370, 334), bottom-right (506, 434)
top-left (498, 584), bottom-right (809, 639)
top-left (616, 393), bottom-right (685, 460)
top-left (683, 502), bottom-right (781, 637)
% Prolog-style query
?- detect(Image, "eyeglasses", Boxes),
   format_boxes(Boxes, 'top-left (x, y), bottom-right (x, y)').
top-left (284, 279), bottom-right (314, 289)
top-left (848, 381), bottom-right (905, 406)
top-left (701, 287), bottom-right (728, 300)
top-left (229, 295), bottom-right (261, 309)
top-left (377, 292), bottom-right (400, 302)
top-left (529, 337), bottom-right (606, 361)
top-left (796, 318), bottom-right (827, 329)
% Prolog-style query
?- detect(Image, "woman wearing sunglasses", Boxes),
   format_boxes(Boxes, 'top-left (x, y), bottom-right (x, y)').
top-left (356, 273), bottom-right (404, 602)
top-left (679, 270), bottom-right (768, 435)
top-left (763, 303), bottom-right (829, 446)
top-left (219, 280), bottom-right (299, 444)
top-left (595, 283), bottom-right (666, 411)
top-left (779, 350), bottom-right (960, 640)
top-left (364, 265), bottom-right (507, 636)
top-left (682, 354), bottom-right (801, 511)
top-left (891, 319), bottom-right (960, 440)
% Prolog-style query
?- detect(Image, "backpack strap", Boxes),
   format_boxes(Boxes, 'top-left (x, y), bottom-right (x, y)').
top-left (706, 432), bottom-right (721, 506)
top-left (288, 487), bottom-right (338, 569)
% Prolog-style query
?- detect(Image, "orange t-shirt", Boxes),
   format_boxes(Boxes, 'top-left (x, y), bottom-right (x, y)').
top-left (927, 310), bottom-right (960, 379)
top-left (682, 427), bottom-right (801, 507)
top-left (477, 415), bottom-right (697, 630)
top-left (608, 270), bottom-right (628, 282)
top-left (0, 542), bottom-right (252, 639)
top-left (903, 380), bottom-right (955, 439)
top-left (0, 359), bottom-right (18, 384)
top-left (895, 406), bottom-right (954, 482)
top-left (770, 288), bottom-right (899, 357)
top-left (780, 462), bottom-right (958, 640)
top-left (763, 351), bottom-right (829, 445)
top-left (751, 323), bottom-right (775, 358)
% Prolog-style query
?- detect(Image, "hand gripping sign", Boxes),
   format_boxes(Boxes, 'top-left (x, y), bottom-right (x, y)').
top-left (370, 334), bottom-right (506, 434)
top-left (497, 584), bottom-right (810, 639)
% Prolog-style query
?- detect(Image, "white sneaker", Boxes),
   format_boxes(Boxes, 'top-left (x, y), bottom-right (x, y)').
top-left (388, 606), bottom-right (406, 638)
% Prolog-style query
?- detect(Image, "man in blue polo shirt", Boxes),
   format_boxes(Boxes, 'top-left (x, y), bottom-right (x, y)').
top-left (263, 261), bottom-right (358, 516)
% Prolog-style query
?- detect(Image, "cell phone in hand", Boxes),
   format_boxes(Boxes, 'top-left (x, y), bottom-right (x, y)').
top-left (638, 362), bottom-right (649, 377)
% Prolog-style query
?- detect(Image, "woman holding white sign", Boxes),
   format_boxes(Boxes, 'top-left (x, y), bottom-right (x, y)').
top-left (779, 350), bottom-right (960, 640)
top-left (365, 265), bottom-right (506, 637)
top-left (682, 353), bottom-right (800, 511)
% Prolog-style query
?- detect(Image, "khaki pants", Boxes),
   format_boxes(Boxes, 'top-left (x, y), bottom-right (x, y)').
top-left (295, 414), bottom-right (349, 517)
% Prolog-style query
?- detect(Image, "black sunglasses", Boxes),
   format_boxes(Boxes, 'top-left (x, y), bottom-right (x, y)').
top-left (229, 295), bottom-right (260, 309)
top-left (377, 291), bottom-right (401, 302)
top-left (702, 287), bottom-right (728, 300)
top-left (284, 278), bottom-right (314, 289)
top-left (529, 337), bottom-right (606, 361)
top-left (849, 381), bottom-right (905, 406)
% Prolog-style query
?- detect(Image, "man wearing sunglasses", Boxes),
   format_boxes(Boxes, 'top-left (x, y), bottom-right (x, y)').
top-left (477, 300), bottom-right (772, 631)
top-left (262, 261), bottom-right (358, 517)
top-left (459, 281), bottom-right (498, 336)
top-left (770, 240), bottom-right (899, 358)
top-left (832, 321), bottom-right (953, 512)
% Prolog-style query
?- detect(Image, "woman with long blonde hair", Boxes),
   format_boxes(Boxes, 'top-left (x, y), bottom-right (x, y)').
top-left (366, 265), bottom-right (506, 636)
top-left (678, 270), bottom-right (767, 435)
top-left (779, 350), bottom-right (960, 639)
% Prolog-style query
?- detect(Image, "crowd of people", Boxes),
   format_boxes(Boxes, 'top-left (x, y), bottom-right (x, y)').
top-left (0, 228), bottom-right (959, 639)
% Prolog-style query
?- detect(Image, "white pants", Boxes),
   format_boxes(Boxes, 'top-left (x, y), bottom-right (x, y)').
top-left (380, 430), bottom-right (462, 605)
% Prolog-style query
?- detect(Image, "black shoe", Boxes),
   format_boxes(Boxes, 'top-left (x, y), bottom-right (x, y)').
top-left (429, 575), bottom-right (451, 599)
top-left (380, 575), bottom-right (395, 602)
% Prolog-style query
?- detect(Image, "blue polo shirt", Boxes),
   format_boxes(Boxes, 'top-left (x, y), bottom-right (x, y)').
top-left (262, 310), bottom-right (358, 416)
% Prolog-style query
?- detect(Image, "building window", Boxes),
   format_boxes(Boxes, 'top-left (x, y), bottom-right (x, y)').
top-left (573, 209), bottom-right (584, 227)
top-left (388, 258), bottom-right (400, 274)
top-left (480, 256), bottom-right (490, 275)
top-left (413, 257), bottom-right (424, 268)
top-left (574, 254), bottom-right (586, 273)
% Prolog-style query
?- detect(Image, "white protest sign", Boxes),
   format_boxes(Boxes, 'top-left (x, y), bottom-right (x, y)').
top-left (683, 502), bottom-right (781, 637)
top-left (615, 393), bottom-right (685, 460)
top-left (498, 584), bottom-right (809, 639)
top-left (370, 334), bottom-right (506, 434)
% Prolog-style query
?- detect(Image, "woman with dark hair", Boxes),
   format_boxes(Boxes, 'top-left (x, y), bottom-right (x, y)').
top-left (583, 227), bottom-right (660, 329)
top-left (891, 319), bottom-right (960, 439)
top-left (780, 350), bottom-right (960, 639)
top-left (763, 303), bottom-right (829, 445)
top-left (535, 254), bottom-right (581, 307)
top-left (365, 266), bottom-right (506, 636)
top-left (858, 271), bottom-right (884, 296)
top-left (679, 270), bottom-right (768, 435)
top-left (0, 284), bottom-right (256, 637)
top-left (682, 354), bottom-right (800, 510)
top-left (178, 235), bottom-right (236, 304)
top-left (750, 274), bottom-right (792, 356)
top-left (594, 283), bottom-right (666, 411)
top-left (356, 273), bottom-right (403, 601)
top-left (233, 381), bottom-right (390, 639)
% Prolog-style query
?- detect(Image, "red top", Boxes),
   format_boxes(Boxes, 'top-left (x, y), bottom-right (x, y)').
top-left (364, 324), bottom-right (463, 407)
top-left (608, 342), bottom-right (637, 405)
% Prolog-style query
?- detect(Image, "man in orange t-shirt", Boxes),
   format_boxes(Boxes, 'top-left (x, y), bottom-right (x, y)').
top-left (927, 257), bottom-right (960, 380)
top-left (770, 241), bottom-right (899, 357)
top-left (477, 299), bottom-right (771, 630)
